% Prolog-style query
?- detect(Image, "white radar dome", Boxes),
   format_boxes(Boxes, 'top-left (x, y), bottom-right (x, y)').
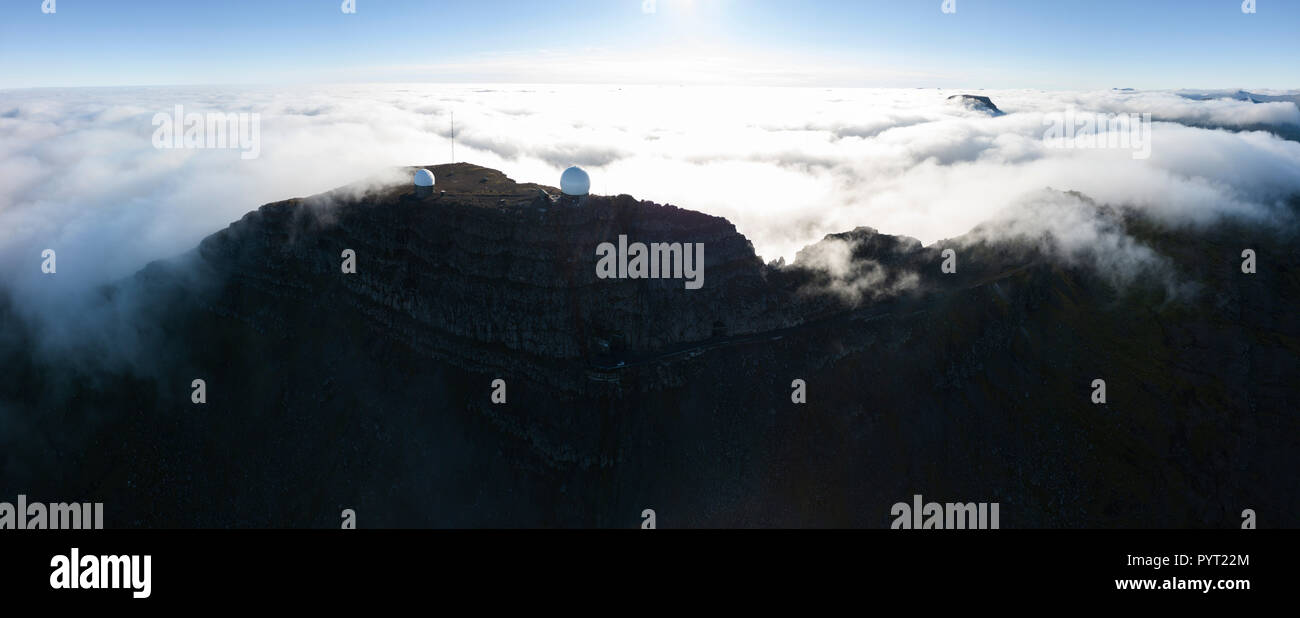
top-left (560, 166), bottom-right (590, 196)
top-left (414, 169), bottom-right (435, 187)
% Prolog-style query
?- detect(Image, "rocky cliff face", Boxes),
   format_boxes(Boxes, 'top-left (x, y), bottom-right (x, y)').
top-left (948, 94), bottom-right (1005, 116)
top-left (192, 164), bottom-right (808, 396)
top-left (1, 163), bottom-right (1296, 528)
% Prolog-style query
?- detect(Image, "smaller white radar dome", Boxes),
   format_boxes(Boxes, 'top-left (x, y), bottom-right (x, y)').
top-left (560, 166), bottom-right (590, 196)
top-left (414, 169), bottom-right (435, 187)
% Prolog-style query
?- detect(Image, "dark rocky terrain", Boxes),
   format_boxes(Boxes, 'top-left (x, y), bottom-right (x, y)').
top-left (948, 94), bottom-right (1005, 116)
top-left (1, 163), bottom-right (1296, 528)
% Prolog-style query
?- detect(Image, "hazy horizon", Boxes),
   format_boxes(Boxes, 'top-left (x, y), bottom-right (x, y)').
top-left (3, 0), bottom-right (1298, 90)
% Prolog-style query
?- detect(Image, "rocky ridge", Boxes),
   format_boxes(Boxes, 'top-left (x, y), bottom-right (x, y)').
top-left (0, 163), bottom-right (1296, 528)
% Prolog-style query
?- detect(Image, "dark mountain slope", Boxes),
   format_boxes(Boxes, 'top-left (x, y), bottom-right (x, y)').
top-left (1, 163), bottom-right (1295, 528)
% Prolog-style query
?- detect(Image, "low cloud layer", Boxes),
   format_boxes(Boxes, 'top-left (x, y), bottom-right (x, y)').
top-left (1, 84), bottom-right (1299, 319)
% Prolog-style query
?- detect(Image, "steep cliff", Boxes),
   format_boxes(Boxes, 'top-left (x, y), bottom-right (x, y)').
top-left (1, 164), bottom-right (1296, 528)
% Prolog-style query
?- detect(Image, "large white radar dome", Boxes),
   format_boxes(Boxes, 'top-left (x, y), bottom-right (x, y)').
top-left (414, 169), bottom-right (435, 187)
top-left (560, 166), bottom-right (590, 196)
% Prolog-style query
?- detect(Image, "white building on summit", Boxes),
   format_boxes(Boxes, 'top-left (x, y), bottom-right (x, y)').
top-left (560, 166), bottom-right (590, 197)
top-left (414, 169), bottom-right (435, 187)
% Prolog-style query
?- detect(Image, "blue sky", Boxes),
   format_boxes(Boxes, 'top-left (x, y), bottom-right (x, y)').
top-left (1, 0), bottom-right (1297, 89)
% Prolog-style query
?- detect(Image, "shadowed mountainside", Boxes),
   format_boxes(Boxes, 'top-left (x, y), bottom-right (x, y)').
top-left (1, 163), bottom-right (1296, 528)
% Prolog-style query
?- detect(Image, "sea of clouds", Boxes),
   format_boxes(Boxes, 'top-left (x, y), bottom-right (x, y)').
top-left (2, 84), bottom-right (1299, 310)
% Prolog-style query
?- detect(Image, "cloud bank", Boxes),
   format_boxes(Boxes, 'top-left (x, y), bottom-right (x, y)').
top-left (1, 84), bottom-right (1298, 316)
